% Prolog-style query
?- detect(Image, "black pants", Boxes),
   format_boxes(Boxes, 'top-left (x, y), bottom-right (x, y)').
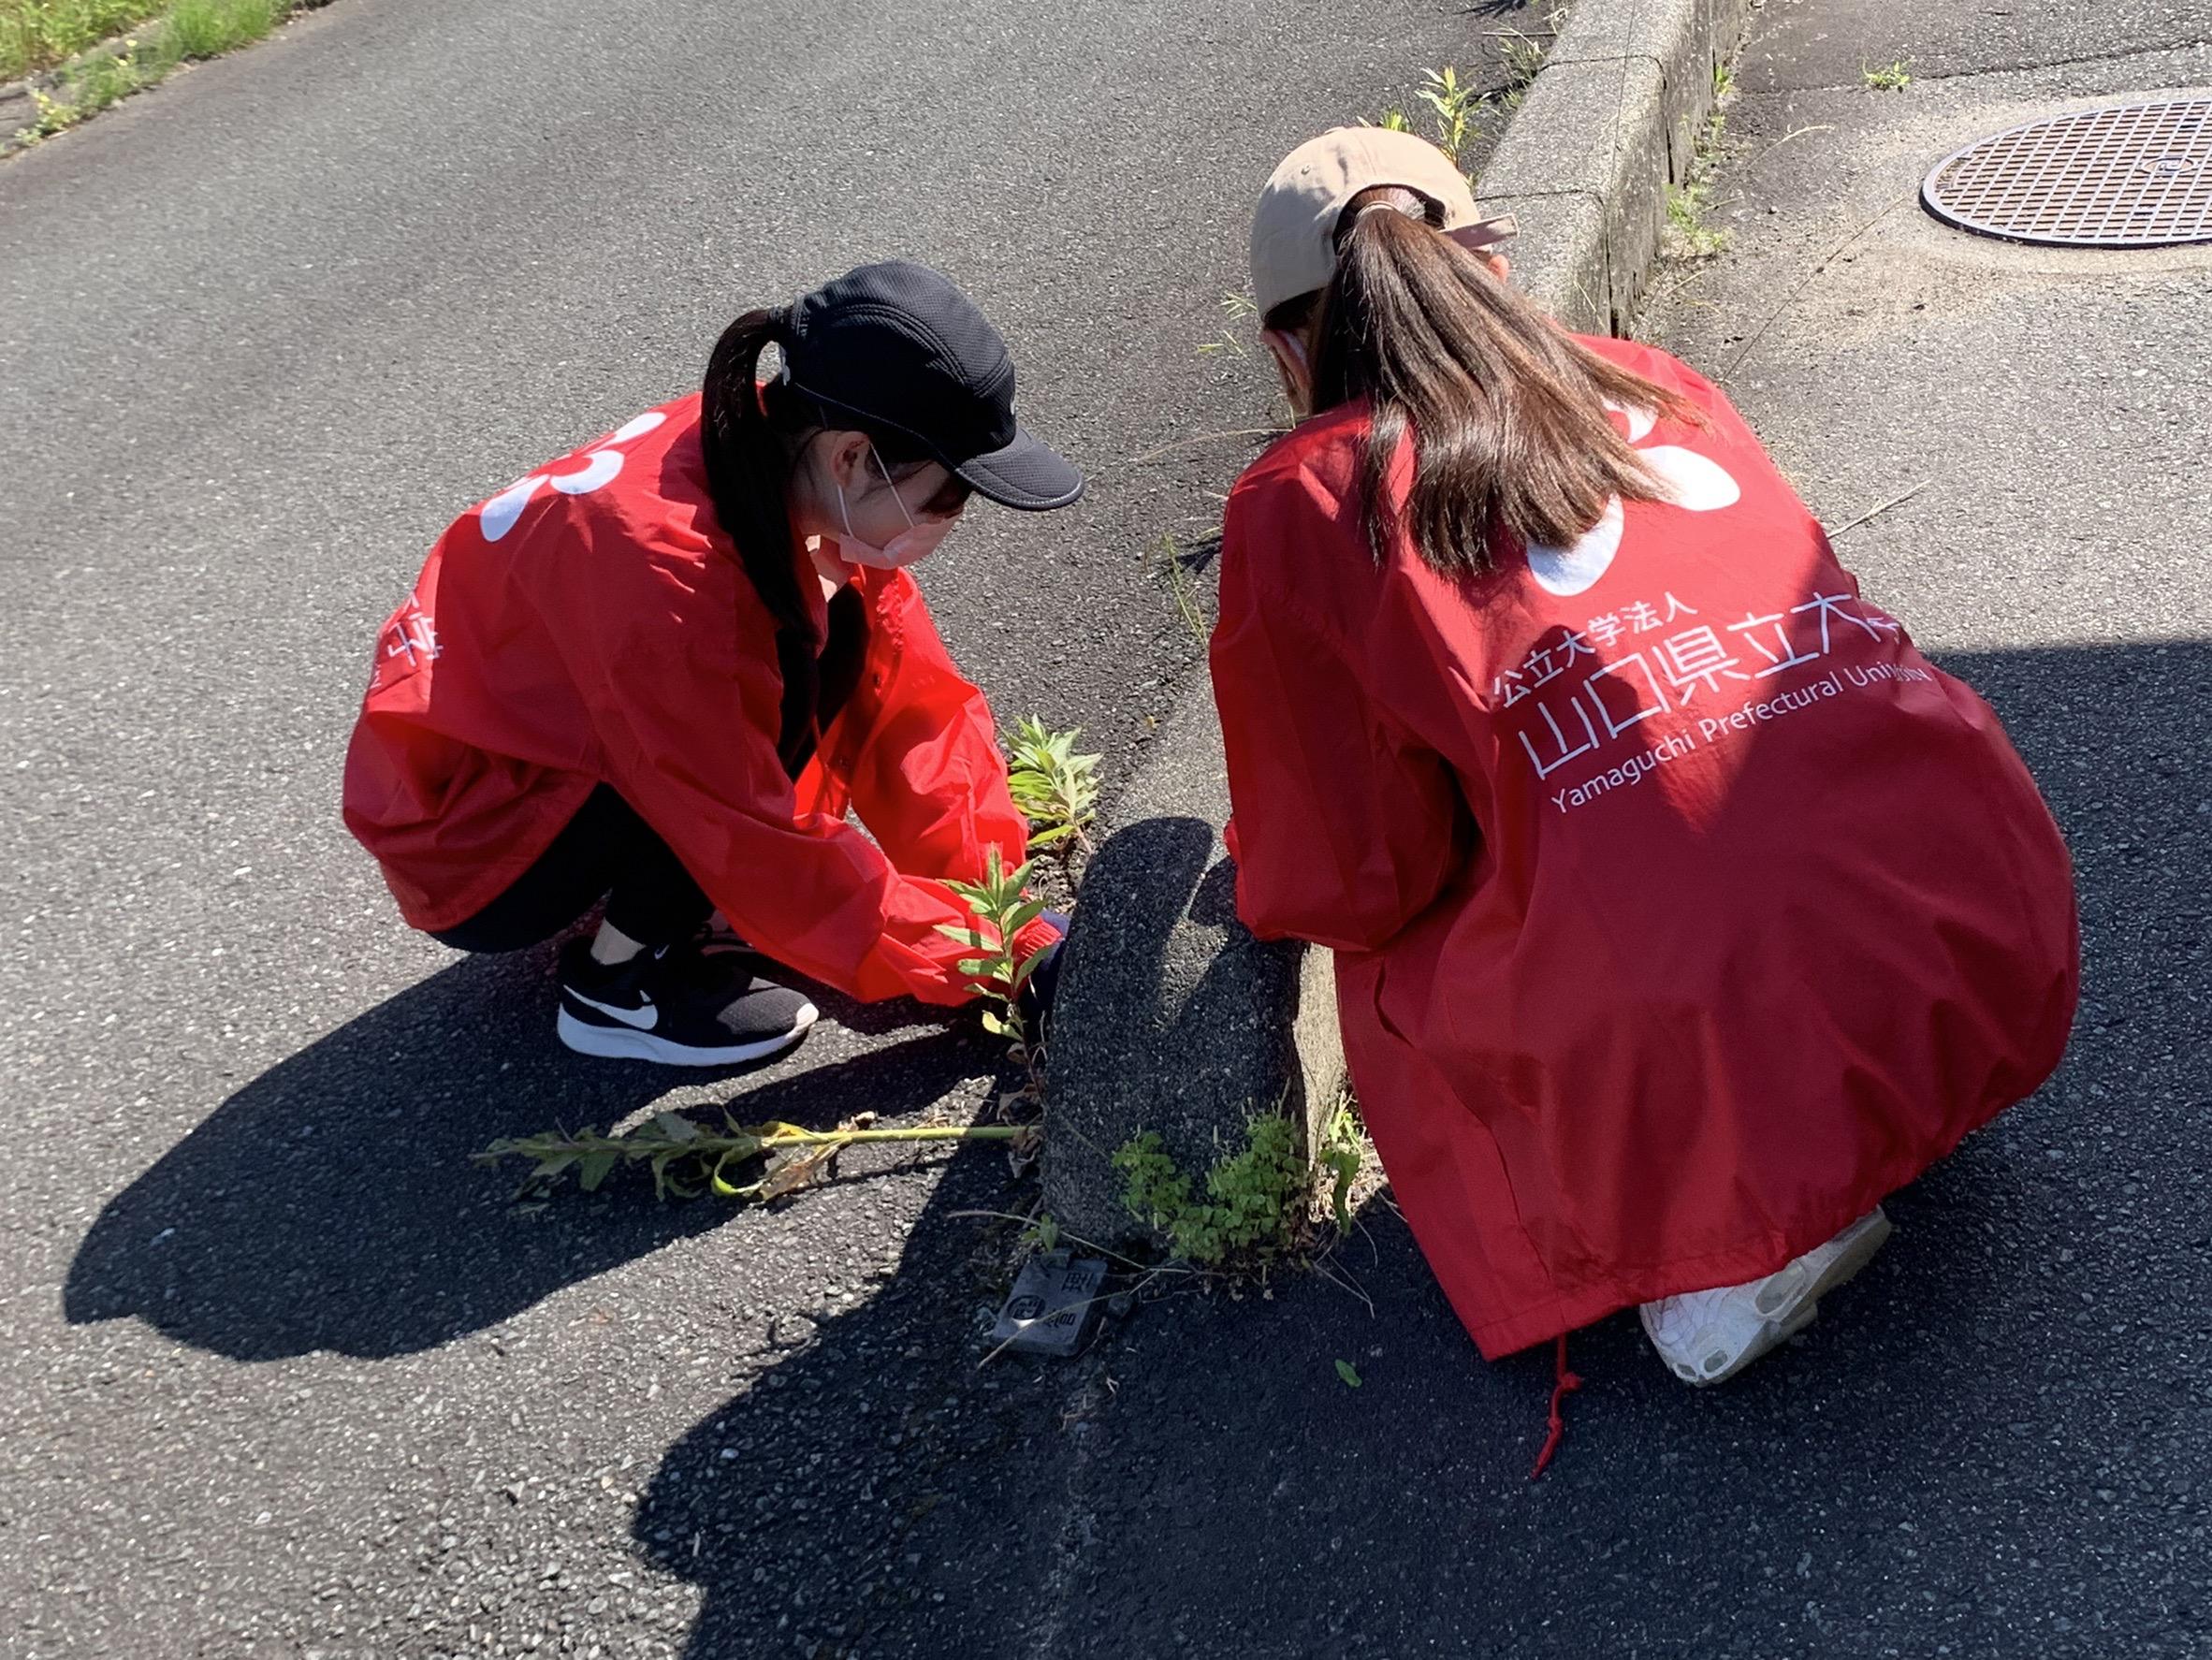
top-left (430, 786), bottom-right (714, 954)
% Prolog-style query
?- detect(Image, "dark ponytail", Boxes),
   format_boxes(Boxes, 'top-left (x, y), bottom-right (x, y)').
top-left (700, 308), bottom-right (824, 772)
top-left (1282, 191), bottom-right (1701, 575)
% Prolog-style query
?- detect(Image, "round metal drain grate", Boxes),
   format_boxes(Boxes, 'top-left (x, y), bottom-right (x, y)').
top-left (1921, 97), bottom-right (2212, 247)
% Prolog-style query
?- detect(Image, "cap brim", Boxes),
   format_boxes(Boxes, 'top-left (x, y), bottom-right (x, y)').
top-left (1446, 214), bottom-right (1520, 253)
top-left (951, 426), bottom-right (1084, 511)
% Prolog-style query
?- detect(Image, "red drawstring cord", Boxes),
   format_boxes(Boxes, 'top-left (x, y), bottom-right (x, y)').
top-left (1528, 1332), bottom-right (1583, 1480)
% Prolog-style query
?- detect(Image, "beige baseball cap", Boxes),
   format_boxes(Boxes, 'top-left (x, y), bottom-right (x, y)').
top-left (1249, 127), bottom-right (1516, 316)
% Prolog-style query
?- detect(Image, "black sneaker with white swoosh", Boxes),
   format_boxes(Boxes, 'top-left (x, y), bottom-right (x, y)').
top-left (555, 938), bottom-right (818, 1067)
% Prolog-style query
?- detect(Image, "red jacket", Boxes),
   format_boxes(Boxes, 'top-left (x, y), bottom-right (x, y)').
top-left (1211, 339), bottom-right (2078, 1359)
top-left (343, 393), bottom-right (1041, 1007)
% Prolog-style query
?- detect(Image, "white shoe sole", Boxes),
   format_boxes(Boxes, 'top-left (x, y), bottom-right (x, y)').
top-left (1641, 1301), bottom-right (1822, 1389)
top-left (556, 1001), bottom-right (818, 1067)
top-left (1643, 1207), bottom-right (1893, 1387)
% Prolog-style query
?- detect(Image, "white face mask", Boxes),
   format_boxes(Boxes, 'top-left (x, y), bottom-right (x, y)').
top-left (835, 449), bottom-right (955, 570)
top-left (1269, 330), bottom-right (1315, 419)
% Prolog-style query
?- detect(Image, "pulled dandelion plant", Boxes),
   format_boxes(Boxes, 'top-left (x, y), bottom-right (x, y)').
top-left (478, 1110), bottom-right (1026, 1205)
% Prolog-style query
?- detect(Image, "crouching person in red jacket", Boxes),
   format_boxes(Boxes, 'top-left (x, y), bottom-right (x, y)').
top-left (1211, 132), bottom-right (2079, 1387)
top-left (343, 263), bottom-right (1078, 1067)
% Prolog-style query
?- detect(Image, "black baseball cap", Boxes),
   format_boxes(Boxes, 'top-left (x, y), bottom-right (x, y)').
top-left (782, 261), bottom-right (1084, 512)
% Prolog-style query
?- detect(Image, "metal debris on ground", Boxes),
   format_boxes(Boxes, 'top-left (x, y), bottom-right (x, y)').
top-left (988, 1250), bottom-right (1107, 1357)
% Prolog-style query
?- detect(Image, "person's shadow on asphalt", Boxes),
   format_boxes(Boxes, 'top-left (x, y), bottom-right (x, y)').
top-left (62, 938), bottom-right (982, 1361)
top-left (623, 1139), bottom-right (2035, 1659)
top-left (623, 1143), bottom-right (1542, 1660)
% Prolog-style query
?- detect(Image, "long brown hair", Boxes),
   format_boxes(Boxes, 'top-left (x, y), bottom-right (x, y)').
top-left (698, 309), bottom-right (940, 774)
top-left (1266, 189), bottom-right (1699, 575)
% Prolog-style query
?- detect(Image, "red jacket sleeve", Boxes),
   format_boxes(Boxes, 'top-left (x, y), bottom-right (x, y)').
top-left (829, 574), bottom-right (1033, 887)
top-left (560, 551), bottom-right (1005, 1008)
top-left (1210, 461), bottom-right (1471, 954)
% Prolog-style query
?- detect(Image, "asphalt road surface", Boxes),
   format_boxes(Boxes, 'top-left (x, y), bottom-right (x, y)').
top-left (5, 0), bottom-right (2210, 1655)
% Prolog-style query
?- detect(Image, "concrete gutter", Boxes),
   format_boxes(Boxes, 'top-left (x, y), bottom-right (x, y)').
top-left (1042, 0), bottom-right (1754, 1245)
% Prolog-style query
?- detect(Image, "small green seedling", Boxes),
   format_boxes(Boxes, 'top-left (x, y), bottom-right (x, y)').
top-left (1317, 1099), bottom-right (1365, 1231)
top-left (1862, 59), bottom-right (1912, 92)
top-left (1335, 1359), bottom-right (1363, 1389)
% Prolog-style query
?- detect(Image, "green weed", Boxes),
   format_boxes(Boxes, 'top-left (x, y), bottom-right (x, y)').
top-left (27, 80), bottom-right (80, 132)
top-left (1384, 29), bottom-right (1553, 152)
top-left (1022, 1211), bottom-right (1062, 1254)
top-left (1114, 1117), bottom-right (1306, 1269)
top-left (22, 31), bottom-right (159, 136)
top-left (1496, 31), bottom-right (1547, 93)
top-left (8, 0), bottom-right (309, 151)
top-left (939, 845), bottom-right (1052, 1054)
top-left (1004, 717), bottom-right (1100, 862)
top-left (1666, 179), bottom-right (1730, 257)
top-left (1657, 50), bottom-right (1743, 262)
top-left (165, 0), bottom-right (284, 57)
top-left (74, 31), bottom-right (148, 92)
top-left (16, 44), bottom-right (145, 143)
top-left (1113, 1103), bottom-right (1367, 1272)
top-left (1699, 56), bottom-right (1736, 154)
top-left (1417, 64), bottom-right (1480, 167)
top-left (1862, 59), bottom-right (1912, 92)
top-left (1315, 1097), bottom-right (1365, 1231)
top-left (0, 0), bottom-right (165, 80)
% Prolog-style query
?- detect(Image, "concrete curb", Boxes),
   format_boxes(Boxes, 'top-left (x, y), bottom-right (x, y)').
top-left (1479, 0), bottom-right (1756, 330)
top-left (1041, 672), bottom-right (1345, 1250)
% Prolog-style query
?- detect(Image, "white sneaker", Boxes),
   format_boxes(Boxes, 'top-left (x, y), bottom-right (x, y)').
top-left (1639, 1207), bottom-right (1894, 1386)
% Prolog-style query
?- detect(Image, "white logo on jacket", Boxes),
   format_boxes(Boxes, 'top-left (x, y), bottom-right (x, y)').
top-left (1523, 401), bottom-right (1741, 598)
top-left (478, 410), bottom-right (669, 543)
